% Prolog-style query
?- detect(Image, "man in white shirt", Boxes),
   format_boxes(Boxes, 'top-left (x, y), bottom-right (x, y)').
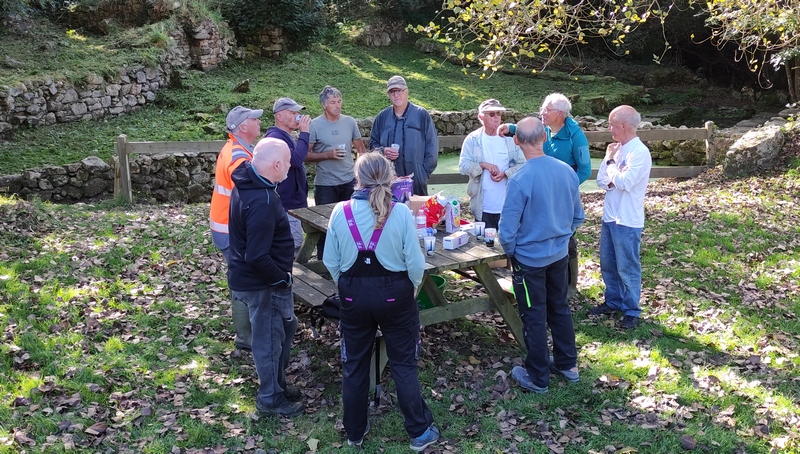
top-left (458, 99), bottom-right (525, 229)
top-left (590, 105), bottom-right (652, 330)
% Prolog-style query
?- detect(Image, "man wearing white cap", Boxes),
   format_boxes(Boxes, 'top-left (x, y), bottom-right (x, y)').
top-left (210, 105), bottom-right (263, 351)
top-left (369, 75), bottom-right (438, 196)
top-left (459, 99), bottom-right (525, 230)
top-left (264, 97), bottom-right (312, 256)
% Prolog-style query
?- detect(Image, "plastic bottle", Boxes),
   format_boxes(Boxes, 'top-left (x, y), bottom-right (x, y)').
top-left (416, 209), bottom-right (427, 238)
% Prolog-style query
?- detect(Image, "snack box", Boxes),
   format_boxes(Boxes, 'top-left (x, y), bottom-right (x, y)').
top-left (442, 231), bottom-right (469, 250)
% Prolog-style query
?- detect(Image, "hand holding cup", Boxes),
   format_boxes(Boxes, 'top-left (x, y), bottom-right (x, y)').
top-left (384, 143), bottom-right (400, 161)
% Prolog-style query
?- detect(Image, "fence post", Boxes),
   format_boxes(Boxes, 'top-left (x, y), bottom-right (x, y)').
top-left (115, 134), bottom-right (132, 204)
top-left (704, 121), bottom-right (716, 167)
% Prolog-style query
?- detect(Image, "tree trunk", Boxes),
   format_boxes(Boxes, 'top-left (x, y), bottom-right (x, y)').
top-left (787, 57), bottom-right (799, 104)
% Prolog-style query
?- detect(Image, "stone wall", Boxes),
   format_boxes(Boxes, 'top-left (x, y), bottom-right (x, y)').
top-left (0, 109), bottom-right (720, 204)
top-left (355, 22), bottom-right (407, 47)
top-left (240, 28), bottom-right (287, 59)
top-left (0, 20), bottom-right (232, 135)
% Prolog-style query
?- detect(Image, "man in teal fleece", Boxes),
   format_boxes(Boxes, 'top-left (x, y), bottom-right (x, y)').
top-left (499, 116), bottom-right (585, 394)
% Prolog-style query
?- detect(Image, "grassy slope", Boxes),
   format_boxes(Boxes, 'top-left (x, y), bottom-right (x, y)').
top-left (0, 39), bottom-right (641, 174)
top-left (1, 139), bottom-right (799, 453)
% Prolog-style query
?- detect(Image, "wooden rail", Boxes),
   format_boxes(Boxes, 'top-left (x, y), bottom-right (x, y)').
top-left (114, 122), bottom-right (713, 203)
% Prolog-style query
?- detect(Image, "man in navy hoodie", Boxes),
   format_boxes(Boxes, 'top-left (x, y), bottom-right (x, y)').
top-left (229, 138), bottom-right (304, 417)
top-left (264, 97), bottom-right (311, 256)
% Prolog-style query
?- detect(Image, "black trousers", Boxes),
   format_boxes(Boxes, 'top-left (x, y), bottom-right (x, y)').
top-left (337, 273), bottom-right (433, 440)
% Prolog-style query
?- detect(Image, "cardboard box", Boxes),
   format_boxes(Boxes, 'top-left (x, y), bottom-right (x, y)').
top-left (443, 231), bottom-right (469, 250)
top-left (407, 195), bottom-right (430, 216)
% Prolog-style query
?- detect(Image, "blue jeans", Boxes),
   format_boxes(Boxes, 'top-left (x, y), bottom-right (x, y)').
top-left (231, 287), bottom-right (298, 407)
top-left (600, 221), bottom-right (643, 317)
top-left (314, 179), bottom-right (356, 260)
top-left (512, 255), bottom-right (577, 389)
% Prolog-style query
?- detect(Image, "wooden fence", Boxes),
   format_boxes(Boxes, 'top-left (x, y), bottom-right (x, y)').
top-left (114, 121), bottom-right (714, 203)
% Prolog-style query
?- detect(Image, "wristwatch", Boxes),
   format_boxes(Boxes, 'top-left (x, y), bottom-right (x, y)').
top-left (606, 158), bottom-right (616, 165)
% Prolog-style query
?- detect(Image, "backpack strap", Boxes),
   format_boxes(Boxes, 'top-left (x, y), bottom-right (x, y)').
top-left (342, 201), bottom-right (395, 251)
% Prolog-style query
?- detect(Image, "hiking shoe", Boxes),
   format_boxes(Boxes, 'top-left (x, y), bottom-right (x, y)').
top-left (234, 342), bottom-right (252, 352)
top-left (548, 357), bottom-right (580, 383)
top-left (588, 303), bottom-right (617, 316)
top-left (410, 425), bottom-right (440, 452)
top-left (619, 315), bottom-right (640, 330)
top-left (284, 385), bottom-right (301, 402)
top-left (511, 366), bottom-right (548, 394)
top-left (347, 420), bottom-right (370, 447)
top-left (256, 400), bottom-right (305, 418)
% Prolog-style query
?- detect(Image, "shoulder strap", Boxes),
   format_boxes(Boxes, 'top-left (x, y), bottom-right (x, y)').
top-left (342, 201), bottom-right (395, 251)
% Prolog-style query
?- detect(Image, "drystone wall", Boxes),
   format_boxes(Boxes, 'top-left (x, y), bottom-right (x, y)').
top-left (0, 110), bottom-right (720, 204)
top-left (0, 19), bottom-right (231, 135)
top-left (355, 22), bottom-right (407, 47)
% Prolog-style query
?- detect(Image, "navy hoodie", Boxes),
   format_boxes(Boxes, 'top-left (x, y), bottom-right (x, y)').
top-left (228, 161), bottom-right (294, 291)
top-left (264, 126), bottom-right (310, 210)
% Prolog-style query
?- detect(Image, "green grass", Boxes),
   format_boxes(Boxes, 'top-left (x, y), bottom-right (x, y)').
top-left (1, 161), bottom-right (800, 453)
top-left (0, 32), bottom-right (642, 174)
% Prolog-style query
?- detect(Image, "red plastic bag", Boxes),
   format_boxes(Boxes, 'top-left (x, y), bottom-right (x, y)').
top-left (422, 192), bottom-right (447, 227)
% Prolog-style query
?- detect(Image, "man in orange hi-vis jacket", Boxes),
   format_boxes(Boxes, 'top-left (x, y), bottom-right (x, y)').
top-left (210, 105), bottom-right (263, 351)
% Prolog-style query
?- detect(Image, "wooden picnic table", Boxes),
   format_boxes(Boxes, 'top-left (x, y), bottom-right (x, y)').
top-left (289, 203), bottom-right (525, 351)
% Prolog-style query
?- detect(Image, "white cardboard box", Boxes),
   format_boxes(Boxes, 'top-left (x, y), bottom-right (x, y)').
top-left (442, 231), bottom-right (469, 250)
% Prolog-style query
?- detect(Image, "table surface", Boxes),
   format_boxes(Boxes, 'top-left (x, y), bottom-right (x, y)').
top-left (288, 203), bottom-right (508, 273)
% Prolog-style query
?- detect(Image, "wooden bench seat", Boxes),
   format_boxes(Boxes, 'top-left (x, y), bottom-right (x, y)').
top-left (292, 262), bottom-right (336, 309)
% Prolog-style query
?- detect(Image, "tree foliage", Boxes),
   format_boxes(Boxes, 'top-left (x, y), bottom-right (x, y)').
top-left (416, 0), bottom-right (672, 74)
top-left (217, 0), bottom-right (326, 50)
top-left (698, 0), bottom-right (800, 102)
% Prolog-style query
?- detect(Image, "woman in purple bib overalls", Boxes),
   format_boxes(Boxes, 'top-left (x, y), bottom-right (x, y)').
top-left (322, 153), bottom-right (440, 451)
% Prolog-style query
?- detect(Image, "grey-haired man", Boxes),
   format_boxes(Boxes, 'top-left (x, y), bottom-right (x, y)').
top-left (307, 85), bottom-right (366, 259)
top-left (369, 75), bottom-right (438, 196)
top-left (210, 105), bottom-right (263, 351)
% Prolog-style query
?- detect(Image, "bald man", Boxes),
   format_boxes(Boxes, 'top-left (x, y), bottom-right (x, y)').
top-left (499, 117), bottom-right (584, 394)
top-left (228, 138), bottom-right (305, 418)
top-left (590, 105), bottom-right (652, 330)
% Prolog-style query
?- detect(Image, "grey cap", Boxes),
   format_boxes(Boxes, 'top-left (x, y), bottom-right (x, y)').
top-left (478, 99), bottom-right (506, 114)
top-left (386, 75), bottom-right (408, 92)
top-left (226, 106), bottom-right (264, 132)
top-left (272, 97), bottom-right (306, 113)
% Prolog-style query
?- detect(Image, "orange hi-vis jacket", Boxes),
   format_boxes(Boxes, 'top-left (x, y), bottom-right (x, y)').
top-left (209, 134), bottom-right (252, 233)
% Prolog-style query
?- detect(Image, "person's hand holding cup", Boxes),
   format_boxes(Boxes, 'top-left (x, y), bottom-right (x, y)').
top-left (384, 143), bottom-right (400, 161)
top-left (334, 144), bottom-right (348, 160)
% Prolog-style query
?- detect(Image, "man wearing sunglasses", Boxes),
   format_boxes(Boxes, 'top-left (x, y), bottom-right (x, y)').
top-left (458, 99), bottom-right (526, 230)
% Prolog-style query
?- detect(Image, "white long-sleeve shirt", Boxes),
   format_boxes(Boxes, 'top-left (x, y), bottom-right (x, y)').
top-left (595, 137), bottom-right (652, 228)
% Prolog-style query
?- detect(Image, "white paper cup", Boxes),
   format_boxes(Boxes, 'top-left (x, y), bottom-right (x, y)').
top-left (424, 236), bottom-right (436, 255)
top-left (474, 221), bottom-right (485, 238)
top-left (391, 143), bottom-right (400, 151)
top-left (484, 228), bottom-right (496, 247)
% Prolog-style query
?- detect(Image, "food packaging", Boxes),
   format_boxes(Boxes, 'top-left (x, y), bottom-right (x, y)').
top-left (391, 176), bottom-right (413, 203)
top-left (445, 199), bottom-right (462, 233)
top-left (442, 231), bottom-right (469, 250)
top-left (422, 192), bottom-right (447, 227)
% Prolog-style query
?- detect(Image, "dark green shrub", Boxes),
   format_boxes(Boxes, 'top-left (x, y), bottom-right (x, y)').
top-left (217, 0), bottom-right (326, 50)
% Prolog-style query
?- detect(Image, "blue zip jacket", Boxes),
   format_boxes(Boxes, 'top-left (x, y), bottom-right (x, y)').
top-left (264, 126), bottom-right (310, 210)
top-left (544, 117), bottom-right (592, 184)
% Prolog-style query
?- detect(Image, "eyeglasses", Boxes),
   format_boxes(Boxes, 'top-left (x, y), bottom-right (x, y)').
top-left (484, 111), bottom-right (502, 118)
top-left (388, 89), bottom-right (406, 96)
top-left (540, 108), bottom-right (557, 115)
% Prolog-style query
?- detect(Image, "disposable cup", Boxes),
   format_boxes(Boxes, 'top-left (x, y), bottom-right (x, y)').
top-left (474, 221), bottom-right (485, 239)
top-left (424, 236), bottom-right (436, 256)
top-left (484, 228), bottom-right (496, 247)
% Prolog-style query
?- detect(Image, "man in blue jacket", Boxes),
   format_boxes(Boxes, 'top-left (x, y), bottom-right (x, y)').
top-left (229, 138), bottom-right (304, 417)
top-left (369, 75), bottom-right (438, 195)
top-left (264, 97), bottom-right (311, 256)
top-left (499, 117), bottom-right (585, 394)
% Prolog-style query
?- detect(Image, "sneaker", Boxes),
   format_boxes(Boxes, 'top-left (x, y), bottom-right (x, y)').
top-left (588, 303), bottom-right (617, 316)
top-left (548, 357), bottom-right (580, 383)
top-left (284, 385), bottom-right (301, 402)
top-left (409, 425), bottom-right (440, 452)
top-left (511, 366), bottom-right (548, 393)
top-left (347, 420), bottom-right (370, 447)
top-left (256, 400), bottom-right (305, 418)
top-left (619, 315), bottom-right (640, 330)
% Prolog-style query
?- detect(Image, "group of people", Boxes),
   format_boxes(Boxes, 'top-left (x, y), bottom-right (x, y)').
top-left (206, 73), bottom-right (653, 451)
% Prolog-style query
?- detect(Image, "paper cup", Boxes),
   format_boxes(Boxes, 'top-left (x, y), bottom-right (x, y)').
top-left (424, 236), bottom-right (436, 256)
top-left (484, 228), bottom-right (496, 247)
top-left (474, 221), bottom-right (485, 239)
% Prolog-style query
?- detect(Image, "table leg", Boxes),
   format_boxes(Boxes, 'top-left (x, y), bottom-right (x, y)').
top-left (473, 263), bottom-right (526, 352)
top-left (296, 231), bottom-right (321, 264)
top-left (421, 274), bottom-right (448, 307)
